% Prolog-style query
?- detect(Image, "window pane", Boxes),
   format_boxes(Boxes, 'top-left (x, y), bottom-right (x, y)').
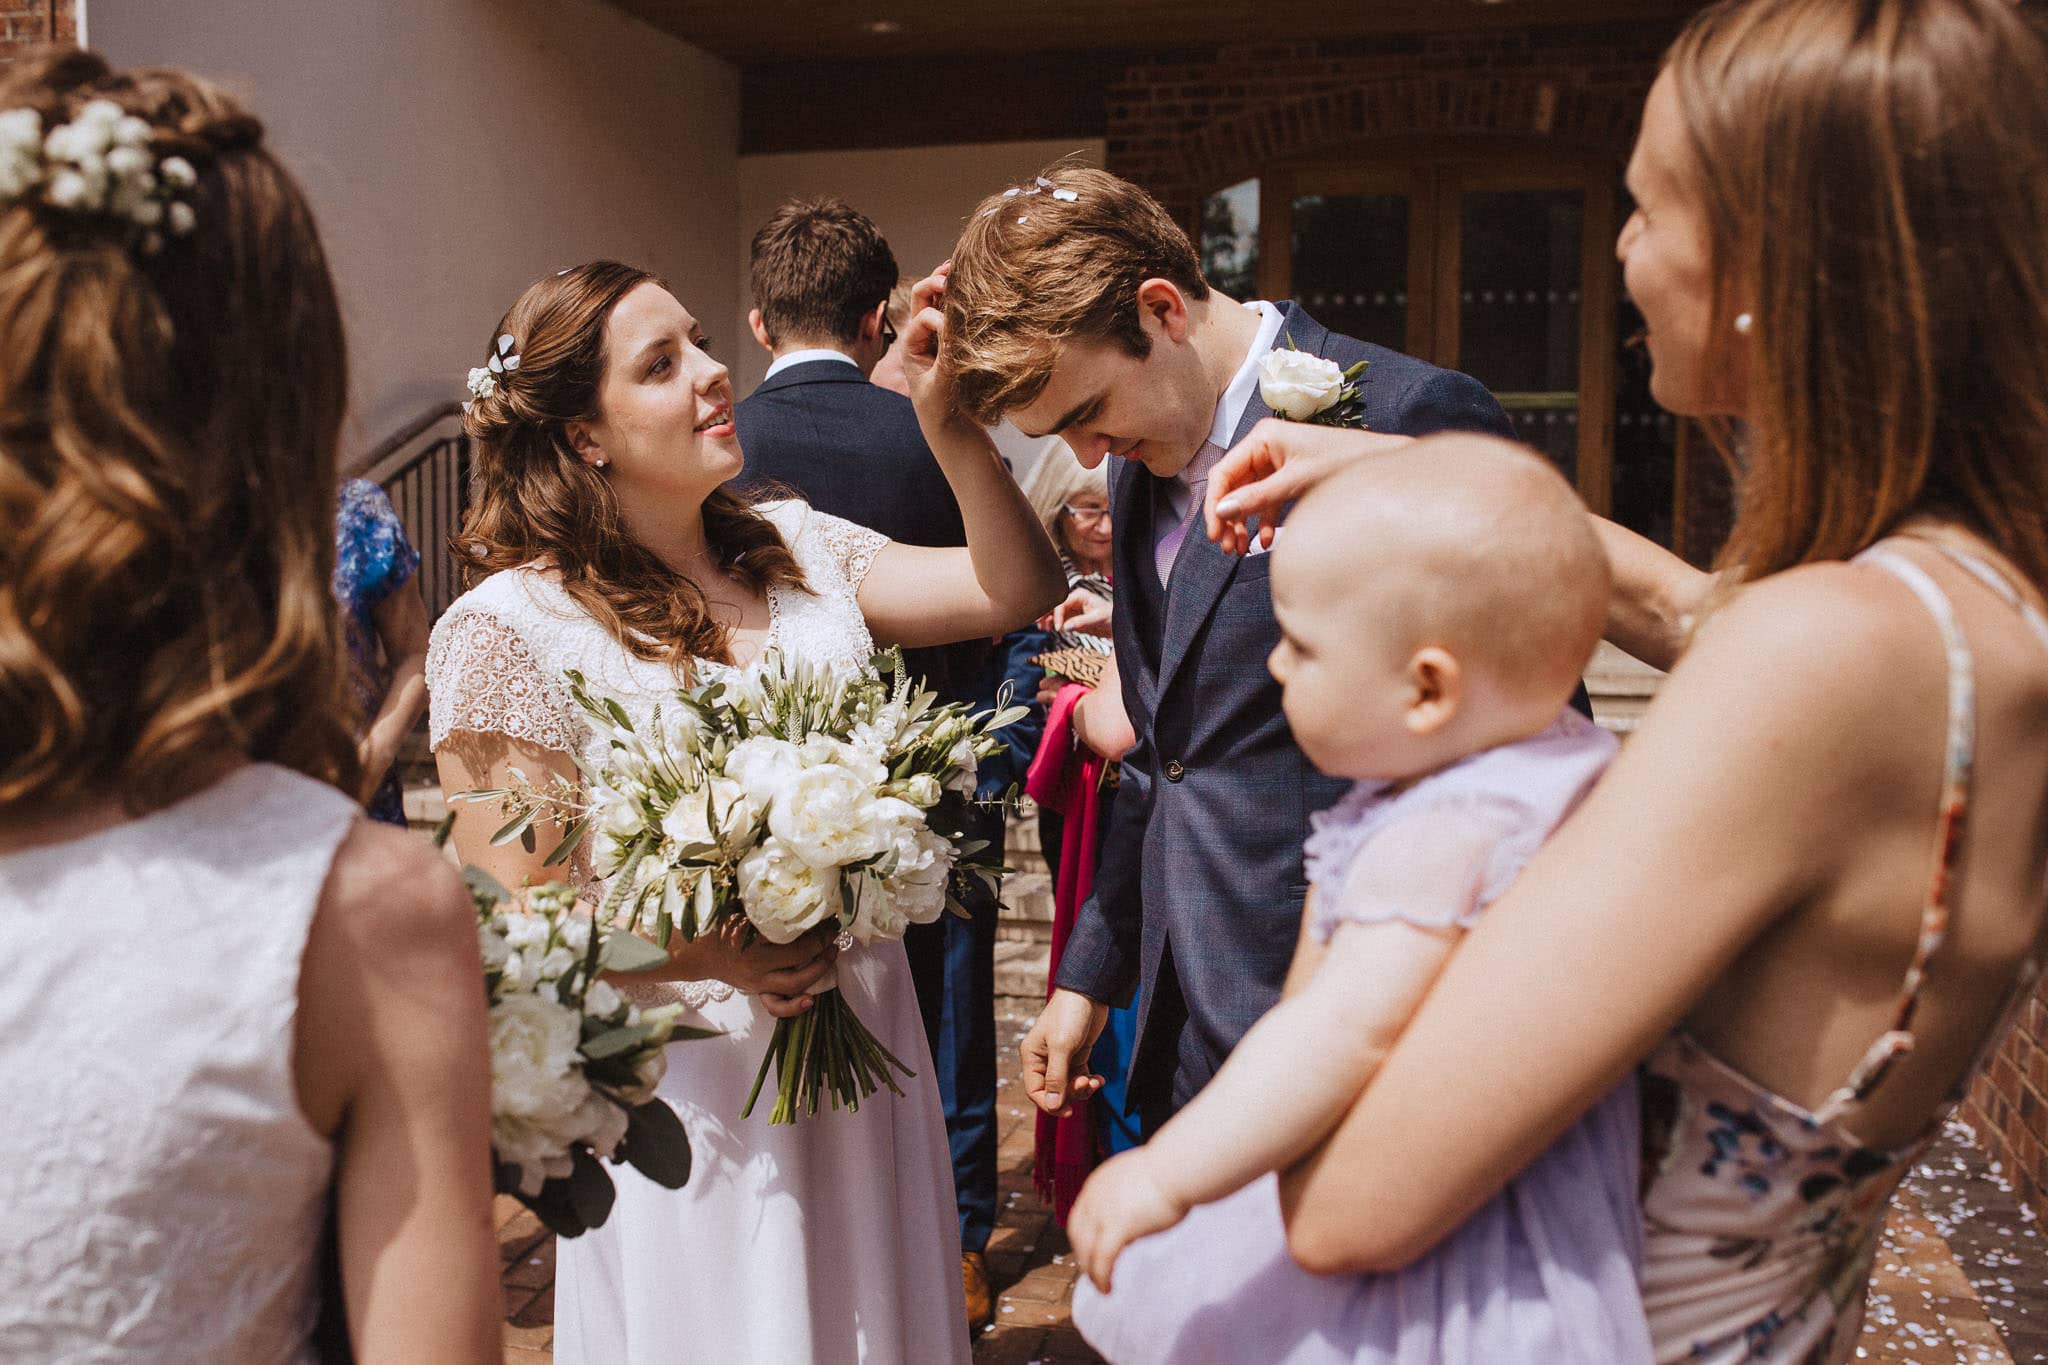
top-left (1200, 178), bottom-right (1260, 299)
top-left (1290, 192), bottom-right (1408, 352)
top-left (1458, 189), bottom-right (1583, 480)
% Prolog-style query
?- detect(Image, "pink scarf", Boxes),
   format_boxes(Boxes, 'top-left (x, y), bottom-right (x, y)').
top-left (1025, 682), bottom-right (1109, 1223)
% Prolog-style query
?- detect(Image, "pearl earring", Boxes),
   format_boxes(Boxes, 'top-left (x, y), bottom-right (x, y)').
top-left (1733, 312), bottom-right (1755, 336)
top-left (593, 457), bottom-right (608, 469)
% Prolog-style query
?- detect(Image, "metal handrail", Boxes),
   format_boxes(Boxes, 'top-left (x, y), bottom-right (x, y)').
top-left (362, 404), bottom-right (473, 622)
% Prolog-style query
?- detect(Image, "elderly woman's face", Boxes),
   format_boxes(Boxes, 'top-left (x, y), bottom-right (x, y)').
top-left (1061, 492), bottom-right (1113, 563)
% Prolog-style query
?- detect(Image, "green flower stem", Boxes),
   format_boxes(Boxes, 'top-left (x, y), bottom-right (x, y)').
top-left (595, 832), bottom-right (658, 928)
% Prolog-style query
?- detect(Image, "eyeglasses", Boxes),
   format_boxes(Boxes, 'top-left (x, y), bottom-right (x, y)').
top-left (1061, 504), bottom-right (1111, 527)
top-left (879, 315), bottom-right (898, 349)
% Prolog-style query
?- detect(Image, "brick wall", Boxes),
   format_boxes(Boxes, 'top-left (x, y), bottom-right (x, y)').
top-left (1962, 985), bottom-right (2048, 1220)
top-left (0, 0), bottom-right (76, 62)
top-left (1100, 24), bottom-right (1678, 223)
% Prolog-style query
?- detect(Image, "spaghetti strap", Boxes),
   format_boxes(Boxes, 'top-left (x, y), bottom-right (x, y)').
top-left (1925, 541), bottom-right (2048, 653)
top-left (1810, 544), bottom-right (1976, 1124)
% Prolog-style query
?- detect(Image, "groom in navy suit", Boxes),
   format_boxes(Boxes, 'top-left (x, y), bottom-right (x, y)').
top-left (938, 167), bottom-right (1550, 1129)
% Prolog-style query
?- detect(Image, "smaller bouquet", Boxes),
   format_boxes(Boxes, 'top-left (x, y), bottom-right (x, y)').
top-left (472, 870), bottom-right (715, 1236)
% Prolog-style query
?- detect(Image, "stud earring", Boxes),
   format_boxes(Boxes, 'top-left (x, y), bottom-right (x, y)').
top-left (593, 457), bottom-right (608, 469)
top-left (1733, 312), bottom-right (1755, 336)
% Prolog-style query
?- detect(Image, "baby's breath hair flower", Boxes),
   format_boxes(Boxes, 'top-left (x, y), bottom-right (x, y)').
top-left (463, 333), bottom-right (521, 414)
top-left (0, 98), bottom-right (200, 253)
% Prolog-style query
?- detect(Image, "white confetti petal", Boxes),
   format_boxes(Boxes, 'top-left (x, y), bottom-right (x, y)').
top-left (1052, 188), bottom-right (1078, 202)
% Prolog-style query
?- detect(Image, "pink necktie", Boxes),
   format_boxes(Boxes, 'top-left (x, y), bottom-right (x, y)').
top-left (1154, 443), bottom-right (1221, 585)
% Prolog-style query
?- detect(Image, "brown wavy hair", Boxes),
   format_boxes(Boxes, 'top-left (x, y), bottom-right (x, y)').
top-left (0, 50), bottom-right (358, 817)
top-left (1667, 0), bottom-right (2048, 593)
top-left (940, 163), bottom-right (1210, 428)
top-left (455, 262), bottom-right (807, 675)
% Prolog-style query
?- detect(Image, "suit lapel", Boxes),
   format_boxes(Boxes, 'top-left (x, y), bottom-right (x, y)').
top-left (1111, 457), bottom-right (1163, 704)
top-left (1153, 303), bottom-right (1331, 702)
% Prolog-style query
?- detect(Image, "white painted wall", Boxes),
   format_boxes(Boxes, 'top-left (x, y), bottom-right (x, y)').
top-left (93, 0), bottom-right (740, 469)
top-left (733, 137), bottom-right (1106, 398)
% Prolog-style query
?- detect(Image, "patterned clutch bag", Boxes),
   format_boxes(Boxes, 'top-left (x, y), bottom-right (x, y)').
top-left (1031, 646), bottom-right (1108, 690)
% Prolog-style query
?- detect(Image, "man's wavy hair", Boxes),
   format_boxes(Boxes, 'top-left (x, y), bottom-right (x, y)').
top-left (0, 50), bottom-right (360, 817)
top-left (455, 262), bottom-right (808, 676)
top-left (1670, 0), bottom-right (2048, 597)
top-left (940, 164), bottom-right (1210, 428)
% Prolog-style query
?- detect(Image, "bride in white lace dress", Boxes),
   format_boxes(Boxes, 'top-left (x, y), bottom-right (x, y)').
top-left (428, 262), bottom-right (1064, 1363)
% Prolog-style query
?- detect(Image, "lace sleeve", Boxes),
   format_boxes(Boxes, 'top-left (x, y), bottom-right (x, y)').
top-left (1308, 796), bottom-right (1534, 942)
top-left (425, 607), bottom-right (580, 754)
top-left (806, 508), bottom-right (890, 591)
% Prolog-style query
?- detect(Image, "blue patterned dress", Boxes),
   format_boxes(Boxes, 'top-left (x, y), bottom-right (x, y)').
top-left (332, 479), bottom-right (421, 826)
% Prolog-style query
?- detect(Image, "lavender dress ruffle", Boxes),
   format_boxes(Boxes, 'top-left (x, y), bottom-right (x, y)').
top-left (1073, 708), bottom-right (1651, 1364)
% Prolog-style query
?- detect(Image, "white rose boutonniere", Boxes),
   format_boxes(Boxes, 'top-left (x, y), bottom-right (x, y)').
top-left (1257, 340), bottom-right (1369, 428)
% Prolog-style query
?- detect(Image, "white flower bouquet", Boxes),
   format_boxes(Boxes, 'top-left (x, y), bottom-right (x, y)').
top-left (478, 648), bottom-right (1025, 1126)
top-left (471, 871), bottom-right (713, 1235)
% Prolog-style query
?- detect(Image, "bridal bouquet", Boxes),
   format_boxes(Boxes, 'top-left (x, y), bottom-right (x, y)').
top-left (472, 870), bottom-right (712, 1235)
top-left (481, 649), bottom-right (1024, 1126)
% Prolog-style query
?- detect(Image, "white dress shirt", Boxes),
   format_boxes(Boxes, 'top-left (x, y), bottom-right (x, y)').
top-left (1154, 300), bottom-right (1287, 583)
top-left (764, 347), bottom-right (861, 381)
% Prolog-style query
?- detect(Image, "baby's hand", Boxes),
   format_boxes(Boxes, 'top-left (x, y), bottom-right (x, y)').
top-left (1069, 1149), bottom-right (1187, 1294)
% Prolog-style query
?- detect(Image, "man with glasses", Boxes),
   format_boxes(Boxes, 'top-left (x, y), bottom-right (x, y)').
top-left (737, 197), bottom-right (1005, 1337)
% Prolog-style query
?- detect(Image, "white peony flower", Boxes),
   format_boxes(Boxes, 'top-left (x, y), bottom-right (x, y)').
top-left (488, 992), bottom-right (591, 1169)
top-left (660, 776), bottom-right (753, 848)
top-left (849, 825), bottom-right (955, 943)
top-left (768, 762), bottom-right (889, 868)
top-left (1257, 349), bottom-right (1346, 421)
top-left (724, 735), bottom-right (804, 807)
top-left (735, 836), bottom-right (836, 944)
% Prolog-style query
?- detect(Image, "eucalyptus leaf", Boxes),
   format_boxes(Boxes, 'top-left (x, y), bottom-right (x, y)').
top-left (599, 930), bottom-right (669, 974)
top-left (581, 1023), bottom-right (654, 1060)
top-left (621, 1099), bottom-right (694, 1189)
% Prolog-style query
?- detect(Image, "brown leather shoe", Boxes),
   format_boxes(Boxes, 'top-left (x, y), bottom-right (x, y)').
top-left (962, 1250), bottom-right (994, 1334)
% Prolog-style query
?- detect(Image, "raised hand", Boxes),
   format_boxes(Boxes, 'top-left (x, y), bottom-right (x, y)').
top-left (1203, 418), bottom-right (1416, 555)
top-left (900, 260), bottom-right (966, 432)
top-left (1068, 1149), bottom-right (1188, 1293)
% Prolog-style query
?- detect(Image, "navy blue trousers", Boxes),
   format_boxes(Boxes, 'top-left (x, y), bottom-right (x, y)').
top-left (903, 806), bottom-right (1002, 1255)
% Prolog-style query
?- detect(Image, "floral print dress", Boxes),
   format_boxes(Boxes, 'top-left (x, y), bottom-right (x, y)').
top-left (1639, 541), bottom-right (2048, 1363)
top-left (332, 478), bottom-right (420, 825)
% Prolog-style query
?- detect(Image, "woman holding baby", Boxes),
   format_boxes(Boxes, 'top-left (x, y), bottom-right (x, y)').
top-left (1073, 1), bottom-right (2048, 1362)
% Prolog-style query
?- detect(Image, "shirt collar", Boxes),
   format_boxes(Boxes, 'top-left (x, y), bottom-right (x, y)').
top-left (1203, 300), bottom-right (1288, 453)
top-left (765, 348), bottom-right (861, 381)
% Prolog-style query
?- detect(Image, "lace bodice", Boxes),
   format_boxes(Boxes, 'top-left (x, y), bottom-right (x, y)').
top-left (0, 765), bottom-right (357, 1364)
top-left (426, 500), bottom-right (889, 1007)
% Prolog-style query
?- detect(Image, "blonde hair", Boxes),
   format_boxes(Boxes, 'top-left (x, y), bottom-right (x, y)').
top-left (0, 50), bottom-right (358, 816)
top-left (1667, 0), bottom-right (2048, 594)
top-left (1023, 447), bottom-right (1109, 557)
top-left (940, 164), bottom-right (1209, 427)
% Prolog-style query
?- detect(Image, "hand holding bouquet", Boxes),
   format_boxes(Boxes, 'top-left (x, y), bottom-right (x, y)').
top-left (478, 648), bottom-right (1025, 1126)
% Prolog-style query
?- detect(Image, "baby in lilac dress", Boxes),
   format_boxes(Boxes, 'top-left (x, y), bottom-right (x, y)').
top-left (1070, 434), bottom-right (1651, 1364)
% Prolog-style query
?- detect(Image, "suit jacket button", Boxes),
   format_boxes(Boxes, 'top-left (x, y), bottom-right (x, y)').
top-left (1164, 759), bottom-right (1186, 782)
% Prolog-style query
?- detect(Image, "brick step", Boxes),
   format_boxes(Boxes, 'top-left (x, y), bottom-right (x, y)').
top-left (995, 937), bottom-right (1050, 999)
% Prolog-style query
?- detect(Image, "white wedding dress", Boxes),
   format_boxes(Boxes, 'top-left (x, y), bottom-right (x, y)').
top-left (427, 499), bottom-right (970, 1364)
top-left (0, 765), bottom-right (357, 1362)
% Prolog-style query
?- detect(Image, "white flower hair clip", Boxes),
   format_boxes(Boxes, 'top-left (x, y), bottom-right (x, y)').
top-left (0, 100), bottom-right (199, 253)
top-left (464, 333), bottom-right (520, 413)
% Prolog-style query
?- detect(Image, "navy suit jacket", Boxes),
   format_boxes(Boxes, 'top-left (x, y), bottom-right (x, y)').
top-left (733, 358), bottom-right (986, 700)
top-left (1050, 303), bottom-right (1523, 1119)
